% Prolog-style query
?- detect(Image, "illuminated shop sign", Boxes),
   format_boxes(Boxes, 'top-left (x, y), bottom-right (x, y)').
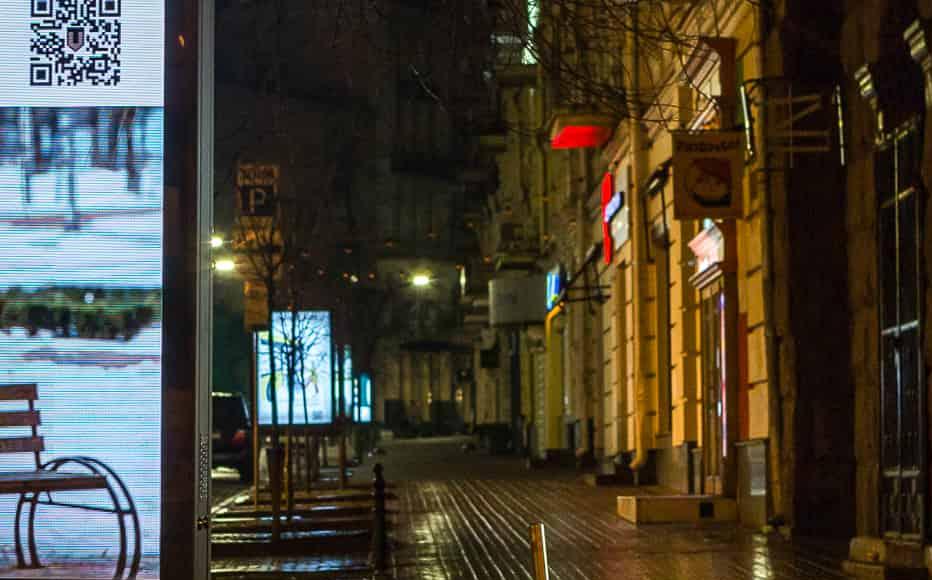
top-left (688, 222), bottom-right (726, 275)
top-left (602, 168), bottom-right (630, 255)
top-left (603, 192), bottom-right (622, 223)
top-left (600, 173), bottom-right (615, 263)
top-left (546, 267), bottom-right (564, 311)
top-left (611, 206), bottom-right (630, 250)
top-left (672, 131), bottom-right (744, 219)
top-left (0, 0), bottom-right (164, 573)
top-left (355, 373), bottom-right (372, 423)
top-left (343, 345), bottom-right (353, 419)
top-left (256, 311), bottom-right (335, 425)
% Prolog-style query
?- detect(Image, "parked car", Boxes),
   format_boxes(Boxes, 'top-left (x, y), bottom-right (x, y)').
top-left (212, 391), bottom-right (252, 482)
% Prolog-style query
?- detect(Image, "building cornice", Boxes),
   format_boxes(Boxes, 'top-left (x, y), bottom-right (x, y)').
top-left (905, 19), bottom-right (932, 107)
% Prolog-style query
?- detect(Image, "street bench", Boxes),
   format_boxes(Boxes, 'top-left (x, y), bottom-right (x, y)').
top-left (0, 383), bottom-right (140, 579)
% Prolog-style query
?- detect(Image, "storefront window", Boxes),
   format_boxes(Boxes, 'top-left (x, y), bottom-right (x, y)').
top-left (876, 121), bottom-right (924, 540)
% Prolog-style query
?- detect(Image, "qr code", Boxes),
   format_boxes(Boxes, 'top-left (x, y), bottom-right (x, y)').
top-left (29, 0), bottom-right (122, 87)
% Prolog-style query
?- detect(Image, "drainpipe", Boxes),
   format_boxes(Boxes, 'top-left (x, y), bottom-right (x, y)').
top-left (628, 1), bottom-right (652, 474)
top-left (574, 163), bottom-right (588, 456)
top-left (757, 0), bottom-right (784, 521)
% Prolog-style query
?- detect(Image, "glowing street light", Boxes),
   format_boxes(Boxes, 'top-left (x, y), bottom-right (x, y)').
top-left (210, 235), bottom-right (224, 248)
top-left (214, 259), bottom-right (236, 272)
top-left (412, 273), bottom-right (431, 288)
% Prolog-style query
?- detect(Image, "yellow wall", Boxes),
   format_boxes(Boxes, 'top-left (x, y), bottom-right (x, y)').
top-left (591, 1), bottom-right (771, 459)
top-left (482, 0), bottom-right (774, 463)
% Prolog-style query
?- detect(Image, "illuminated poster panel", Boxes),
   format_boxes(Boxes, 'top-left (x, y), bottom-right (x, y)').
top-left (342, 345), bottom-right (353, 418)
top-left (0, 0), bottom-right (163, 576)
top-left (256, 311), bottom-right (333, 425)
top-left (356, 373), bottom-right (372, 423)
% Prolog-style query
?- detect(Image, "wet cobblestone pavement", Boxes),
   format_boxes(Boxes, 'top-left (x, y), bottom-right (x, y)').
top-left (213, 435), bottom-right (849, 579)
top-left (211, 554), bottom-right (370, 578)
top-left (358, 436), bottom-right (849, 580)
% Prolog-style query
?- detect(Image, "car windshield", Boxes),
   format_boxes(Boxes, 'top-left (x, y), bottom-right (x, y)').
top-left (213, 395), bottom-right (248, 428)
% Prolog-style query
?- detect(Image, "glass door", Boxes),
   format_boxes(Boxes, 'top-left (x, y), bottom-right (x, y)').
top-left (701, 281), bottom-right (726, 496)
top-left (877, 123), bottom-right (926, 541)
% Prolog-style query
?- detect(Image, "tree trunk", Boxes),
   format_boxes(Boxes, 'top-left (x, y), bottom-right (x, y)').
top-left (339, 429), bottom-right (348, 489)
top-left (266, 278), bottom-right (281, 542)
top-left (286, 304), bottom-right (297, 519)
top-left (300, 346), bottom-right (312, 490)
top-left (337, 345), bottom-right (347, 488)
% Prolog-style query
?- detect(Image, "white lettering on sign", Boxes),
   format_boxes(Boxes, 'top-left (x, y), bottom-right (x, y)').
top-left (674, 139), bottom-right (742, 153)
top-left (237, 164), bottom-right (280, 186)
top-left (603, 192), bottom-right (622, 223)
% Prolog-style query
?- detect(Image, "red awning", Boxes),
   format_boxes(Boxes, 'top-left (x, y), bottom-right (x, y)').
top-left (551, 124), bottom-right (614, 149)
top-left (548, 112), bottom-right (617, 149)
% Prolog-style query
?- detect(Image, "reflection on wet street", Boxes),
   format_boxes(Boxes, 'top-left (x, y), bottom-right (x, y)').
top-left (208, 436), bottom-right (849, 579)
top-left (366, 437), bottom-right (848, 580)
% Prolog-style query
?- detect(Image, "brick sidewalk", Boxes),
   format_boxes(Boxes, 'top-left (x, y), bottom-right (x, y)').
top-left (362, 437), bottom-right (849, 580)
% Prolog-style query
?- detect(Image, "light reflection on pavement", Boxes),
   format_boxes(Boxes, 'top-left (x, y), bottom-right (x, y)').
top-left (353, 436), bottom-right (849, 580)
top-left (207, 436), bottom-right (850, 579)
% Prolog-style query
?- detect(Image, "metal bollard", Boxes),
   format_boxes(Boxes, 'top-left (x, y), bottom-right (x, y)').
top-left (371, 463), bottom-right (388, 574)
top-left (529, 523), bottom-right (550, 580)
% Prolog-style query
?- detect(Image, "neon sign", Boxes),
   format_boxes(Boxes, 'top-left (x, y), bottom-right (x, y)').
top-left (546, 267), bottom-right (564, 311)
top-left (604, 192), bottom-right (622, 223)
top-left (601, 171), bottom-right (629, 261)
top-left (601, 173), bottom-right (614, 263)
top-left (342, 345), bottom-right (353, 418)
top-left (356, 373), bottom-right (372, 423)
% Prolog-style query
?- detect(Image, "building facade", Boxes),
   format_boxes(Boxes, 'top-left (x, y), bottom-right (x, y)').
top-left (840, 1), bottom-right (931, 576)
top-left (481, 0), bottom-right (932, 576)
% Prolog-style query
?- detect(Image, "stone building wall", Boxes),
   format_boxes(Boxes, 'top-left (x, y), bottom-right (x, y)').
top-left (839, 3), bottom-right (932, 570)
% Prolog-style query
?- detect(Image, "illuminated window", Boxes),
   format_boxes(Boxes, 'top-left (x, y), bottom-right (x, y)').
top-left (522, 0), bottom-right (539, 65)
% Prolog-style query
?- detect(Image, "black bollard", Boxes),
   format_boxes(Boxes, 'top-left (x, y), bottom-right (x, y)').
top-left (371, 463), bottom-right (388, 573)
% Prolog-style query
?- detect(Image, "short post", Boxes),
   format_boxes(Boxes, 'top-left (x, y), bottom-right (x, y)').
top-left (269, 441), bottom-right (283, 543)
top-left (529, 523), bottom-right (550, 580)
top-left (339, 429), bottom-right (348, 489)
top-left (371, 463), bottom-right (388, 574)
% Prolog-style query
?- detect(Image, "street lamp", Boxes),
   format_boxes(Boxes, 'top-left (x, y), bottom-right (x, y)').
top-left (412, 273), bottom-right (431, 288)
top-left (214, 258), bottom-right (236, 272)
top-left (210, 235), bottom-right (224, 248)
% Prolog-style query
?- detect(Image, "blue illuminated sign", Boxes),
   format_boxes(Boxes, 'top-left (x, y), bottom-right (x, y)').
top-left (603, 192), bottom-right (623, 223)
top-left (355, 373), bottom-right (372, 423)
top-left (343, 346), bottom-right (354, 418)
top-left (546, 267), bottom-right (564, 311)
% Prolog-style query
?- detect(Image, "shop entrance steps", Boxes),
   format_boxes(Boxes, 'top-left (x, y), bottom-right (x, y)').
top-left (617, 494), bottom-right (737, 524)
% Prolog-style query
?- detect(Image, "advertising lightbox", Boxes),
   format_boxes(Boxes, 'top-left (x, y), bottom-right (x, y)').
top-left (0, 0), bottom-right (163, 576)
top-left (341, 345), bottom-right (353, 419)
top-left (256, 311), bottom-right (333, 426)
top-left (355, 373), bottom-right (372, 423)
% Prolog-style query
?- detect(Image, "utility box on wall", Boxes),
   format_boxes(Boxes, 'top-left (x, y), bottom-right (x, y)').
top-left (489, 275), bottom-right (547, 326)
